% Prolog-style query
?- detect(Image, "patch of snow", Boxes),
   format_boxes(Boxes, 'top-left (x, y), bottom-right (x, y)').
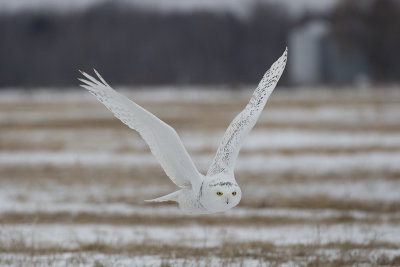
top-left (2, 151), bottom-right (399, 174)
top-left (1, 202), bottom-right (397, 221)
top-left (1, 223), bottom-right (399, 248)
top-left (246, 179), bottom-right (400, 202)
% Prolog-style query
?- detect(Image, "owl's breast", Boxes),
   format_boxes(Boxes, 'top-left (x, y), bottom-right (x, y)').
top-left (176, 188), bottom-right (210, 215)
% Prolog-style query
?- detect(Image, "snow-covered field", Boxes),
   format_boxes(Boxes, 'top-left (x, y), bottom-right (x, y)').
top-left (0, 87), bottom-right (400, 266)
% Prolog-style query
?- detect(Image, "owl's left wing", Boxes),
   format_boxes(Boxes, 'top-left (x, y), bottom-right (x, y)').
top-left (207, 48), bottom-right (288, 176)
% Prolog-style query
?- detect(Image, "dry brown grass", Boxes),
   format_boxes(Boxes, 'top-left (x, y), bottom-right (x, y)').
top-left (3, 135), bottom-right (400, 155)
top-left (3, 93), bottom-right (400, 133)
top-left (2, 117), bottom-right (400, 134)
top-left (1, 211), bottom-right (397, 226)
top-left (1, 162), bottom-right (399, 187)
top-left (242, 195), bottom-right (400, 213)
top-left (1, 238), bottom-right (398, 266)
top-left (0, 140), bottom-right (67, 151)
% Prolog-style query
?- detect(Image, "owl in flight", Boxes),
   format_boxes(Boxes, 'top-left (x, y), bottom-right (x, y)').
top-left (79, 48), bottom-right (287, 214)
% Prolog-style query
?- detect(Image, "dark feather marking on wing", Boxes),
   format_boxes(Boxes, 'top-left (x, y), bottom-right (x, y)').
top-left (209, 181), bottom-right (237, 187)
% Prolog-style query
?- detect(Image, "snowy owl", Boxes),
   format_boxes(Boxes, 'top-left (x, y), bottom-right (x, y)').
top-left (78, 48), bottom-right (287, 214)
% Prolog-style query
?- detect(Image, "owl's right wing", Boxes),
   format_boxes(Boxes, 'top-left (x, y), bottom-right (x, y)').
top-left (207, 48), bottom-right (288, 176)
top-left (79, 70), bottom-right (203, 192)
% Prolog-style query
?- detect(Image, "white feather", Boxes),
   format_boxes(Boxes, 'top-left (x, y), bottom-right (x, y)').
top-left (78, 70), bottom-right (204, 192)
top-left (207, 48), bottom-right (288, 176)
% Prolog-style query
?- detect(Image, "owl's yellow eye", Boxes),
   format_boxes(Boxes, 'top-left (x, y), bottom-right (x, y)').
top-left (232, 191), bottom-right (237, 196)
top-left (216, 192), bottom-right (223, 196)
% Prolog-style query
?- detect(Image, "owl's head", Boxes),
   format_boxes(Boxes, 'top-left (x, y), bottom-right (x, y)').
top-left (200, 180), bottom-right (242, 213)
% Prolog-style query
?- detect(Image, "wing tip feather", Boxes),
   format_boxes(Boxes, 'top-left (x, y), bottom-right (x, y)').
top-left (78, 69), bottom-right (111, 91)
top-left (93, 68), bottom-right (110, 87)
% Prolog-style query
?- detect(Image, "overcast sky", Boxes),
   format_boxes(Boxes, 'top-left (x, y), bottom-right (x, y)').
top-left (0, 0), bottom-right (340, 17)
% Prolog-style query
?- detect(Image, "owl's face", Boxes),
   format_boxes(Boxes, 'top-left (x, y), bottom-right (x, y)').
top-left (200, 181), bottom-right (242, 213)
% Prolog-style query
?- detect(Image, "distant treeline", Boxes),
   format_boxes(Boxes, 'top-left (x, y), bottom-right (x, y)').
top-left (329, 0), bottom-right (400, 83)
top-left (0, 3), bottom-right (291, 87)
top-left (0, 0), bottom-right (399, 87)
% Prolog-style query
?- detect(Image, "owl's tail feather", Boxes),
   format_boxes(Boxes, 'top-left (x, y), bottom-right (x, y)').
top-left (145, 190), bottom-right (181, 203)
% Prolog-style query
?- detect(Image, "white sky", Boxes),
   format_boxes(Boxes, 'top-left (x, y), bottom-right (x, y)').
top-left (0, 0), bottom-right (340, 17)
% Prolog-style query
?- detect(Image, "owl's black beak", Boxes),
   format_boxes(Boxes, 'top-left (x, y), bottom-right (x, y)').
top-left (226, 198), bottom-right (229, 204)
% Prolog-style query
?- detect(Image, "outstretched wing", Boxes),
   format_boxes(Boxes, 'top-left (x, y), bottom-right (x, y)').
top-left (207, 48), bottom-right (288, 176)
top-left (78, 70), bottom-right (203, 191)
